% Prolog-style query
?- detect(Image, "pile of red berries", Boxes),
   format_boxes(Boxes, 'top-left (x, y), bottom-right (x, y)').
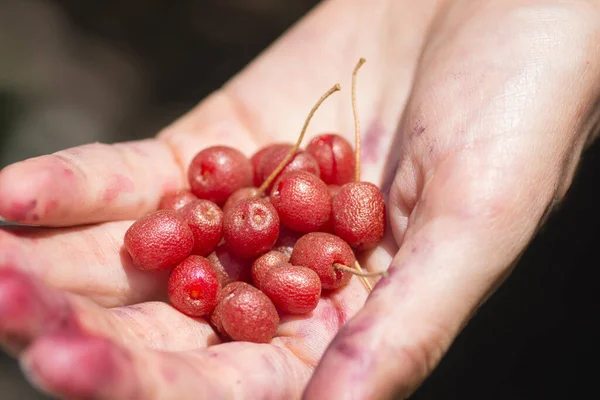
top-left (123, 59), bottom-right (386, 343)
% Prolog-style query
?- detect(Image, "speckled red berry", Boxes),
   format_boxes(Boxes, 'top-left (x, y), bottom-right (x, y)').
top-left (180, 199), bottom-right (223, 256)
top-left (168, 256), bottom-right (221, 317)
top-left (270, 171), bottom-right (331, 233)
top-left (158, 190), bottom-right (198, 212)
top-left (290, 232), bottom-right (355, 290)
top-left (251, 250), bottom-right (289, 290)
top-left (262, 265), bottom-right (321, 314)
top-left (188, 146), bottom-right (253, 205)
top-left (306, 134), bottom-right (355, 185)
top-left (223, 198), bottom-right (279, 258)
top-left (124, 210), bottom-right (194, 271)
top-left (332, 181), bottom-right (386, 250)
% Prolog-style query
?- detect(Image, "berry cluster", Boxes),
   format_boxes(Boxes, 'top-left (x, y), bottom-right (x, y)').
top-left (123, 59), bottom-right (386, 343)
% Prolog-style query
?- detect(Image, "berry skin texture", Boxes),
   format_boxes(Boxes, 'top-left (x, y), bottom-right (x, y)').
top-left (188, 146), bottom-right (253, 206)
top-left (207, 244), bottom-right (253, 286)
top-left (250, 143), bottom-right (292, 187)
top-left (332, 181), bottom-right (386, 251)
top-left (270, 171), bottom-right (331, 233)
top-left (124, 210), bottom-right (194, 271)
top-left (251, 250), bottom-right (289, 290)
top-left (222, 187), bottom-right (260, 215)
top-left (209, 281), bottom-right (246, 338)
top-left (180, 199), bottom-right (223, 257)
top-left (306, 134), bottom-right (355, 185)
top-left (290, 232), bottom-right (355, 290)
top-left (223, 198), bottom-right (280, 259)
top-left (262, 265), bottom-right (321, 314)
top-left (258, 146), bottom-right (321, 193)
top-left (158, 190), bottom-right (198, 212)
top-left (217, 282), bottom-right (279, 343)
top-left (168, 256), bottom-right (221, 317)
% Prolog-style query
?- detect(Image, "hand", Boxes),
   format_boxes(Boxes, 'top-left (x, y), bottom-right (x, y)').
top-left (1, 0), bottom-right (599, 399)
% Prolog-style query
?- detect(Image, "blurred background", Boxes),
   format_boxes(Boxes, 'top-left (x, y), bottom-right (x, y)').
top-left (1, 0), bottom-right (598, 399)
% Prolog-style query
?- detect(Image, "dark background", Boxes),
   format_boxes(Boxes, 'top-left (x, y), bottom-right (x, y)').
top-left (1, 1), bottom-right (598, 399)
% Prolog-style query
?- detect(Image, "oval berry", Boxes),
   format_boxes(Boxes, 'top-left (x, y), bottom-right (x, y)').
top-left (217, 282), bottom-right (279, 343)
top-left (180, 199), bottom-right (223, 256)
top-left (251, 250), bottom-right (289, 289)
top-left (168, 256), bottom-right (221, 317)
top-left (270, 171), bottom-right (331, 233)
top-left (332, 181), bottom-right (386, 250)
top-left (262, 265), bottom-right (321, 314)
top-left (290, 232), bottom-right (355, 290)
top-left (306, 133), bottom-right (355, 185)
top-left (188, 146), bottom-right (253, 205)
top-left (124, 210), bottom-right (193, 271)
top-left (158, 190), bottom-right (198, 212)
top-left (209, 281), bottom-right (246, 338)
top-left (223, 198), bottom-right (279, 258)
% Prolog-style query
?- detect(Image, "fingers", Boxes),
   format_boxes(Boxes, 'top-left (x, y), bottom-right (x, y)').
top-left (0, 139), bottom-right (185, 227)
top-left (1, 221), bottom-right (166, 307)
top-left (20, 333), bottom-right (310, 400)
top-left (0, 268), bottom-right (219, 357)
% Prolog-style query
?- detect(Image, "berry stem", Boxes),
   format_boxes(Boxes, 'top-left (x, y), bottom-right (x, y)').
top-left (352, 58), bottom-right (366, 183)
top-left (334, 263), bottom-right (387, 278)
top-left (354, 261), bottom-right (373, 291)
top-left (256, 83), bottom-right (341, 196)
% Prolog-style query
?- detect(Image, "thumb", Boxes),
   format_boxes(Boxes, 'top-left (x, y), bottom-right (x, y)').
top-left (303, 5), bottom-right (600, 399)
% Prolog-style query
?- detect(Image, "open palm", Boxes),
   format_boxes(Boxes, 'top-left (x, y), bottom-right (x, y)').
top-left (2, 0), bottom-right (600, 399)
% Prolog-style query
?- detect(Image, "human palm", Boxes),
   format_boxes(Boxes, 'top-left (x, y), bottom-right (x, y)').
top-left (2, 0), bottom-right (600, 399)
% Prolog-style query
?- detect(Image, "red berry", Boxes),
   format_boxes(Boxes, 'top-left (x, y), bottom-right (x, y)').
top-left (168, 256), bottom-right (221, 317)
top-left (209, 281), bottom-right (246, 338)
top-left (272, 225), bottom-right (303, 259)
top-left (251, 250), bottom-right (289, 289)
top-left (207, 244), bottom-right (253, 286)
top-left (332, 182), bottom-right (386, 250)
top-left (257, 146), bottom-right (320, 193)
top-left (223, 198), bottom-right (280, 258)
top-left (158, 190), bottom-right (198, 212)
top-left (188, 146), bottom-right (253, 205)
top-left (179, 199), bottom-right (223, 256)
top-left (270, 171), bottom-right (331, 233)
top-left (222, 187), bottom-right (260, 215)
top-left (290, 232), bottom-right (355, 290)
top-left (217, 282), bottom-right (279, 343)
top-left (262, 265), bottom-right (321, 314)
top-left (250, 143), bottom-right (291, 187)
top-left (124, 210), bottom-right (194, 271)
top-left (306, 134), bottom-right (355, 185)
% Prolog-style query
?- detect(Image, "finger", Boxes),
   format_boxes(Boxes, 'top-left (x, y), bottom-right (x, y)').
top-left (0, 139), bottom-right (186, 226)
top-left (20, 333), bottom-right (310, 400)
top-left (1, 221), bottom-right (166, 307)
top-left (0, 268), bottom-right (218, 356)
top-left (305, 2), bottom-right (600, 398)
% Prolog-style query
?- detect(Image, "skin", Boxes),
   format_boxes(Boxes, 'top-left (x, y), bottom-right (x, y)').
top-left (1, 0), bottom-right (600, 398)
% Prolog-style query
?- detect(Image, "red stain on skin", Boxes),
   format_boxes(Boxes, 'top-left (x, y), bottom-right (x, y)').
top-left (44, 199), bottom-right (59, 216)
top-left (104, 174), bottom-right (135, 202)
top-left (362, 121), bottom-right (386, 163)
top-left (24, 333), bottom-right (139, 400)
top-left (7, 199), bottom-right (37, 221)
top-left (0, 269), bottom-right (78, 349)
top-left (62, 167), bottom-right (75, 178)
